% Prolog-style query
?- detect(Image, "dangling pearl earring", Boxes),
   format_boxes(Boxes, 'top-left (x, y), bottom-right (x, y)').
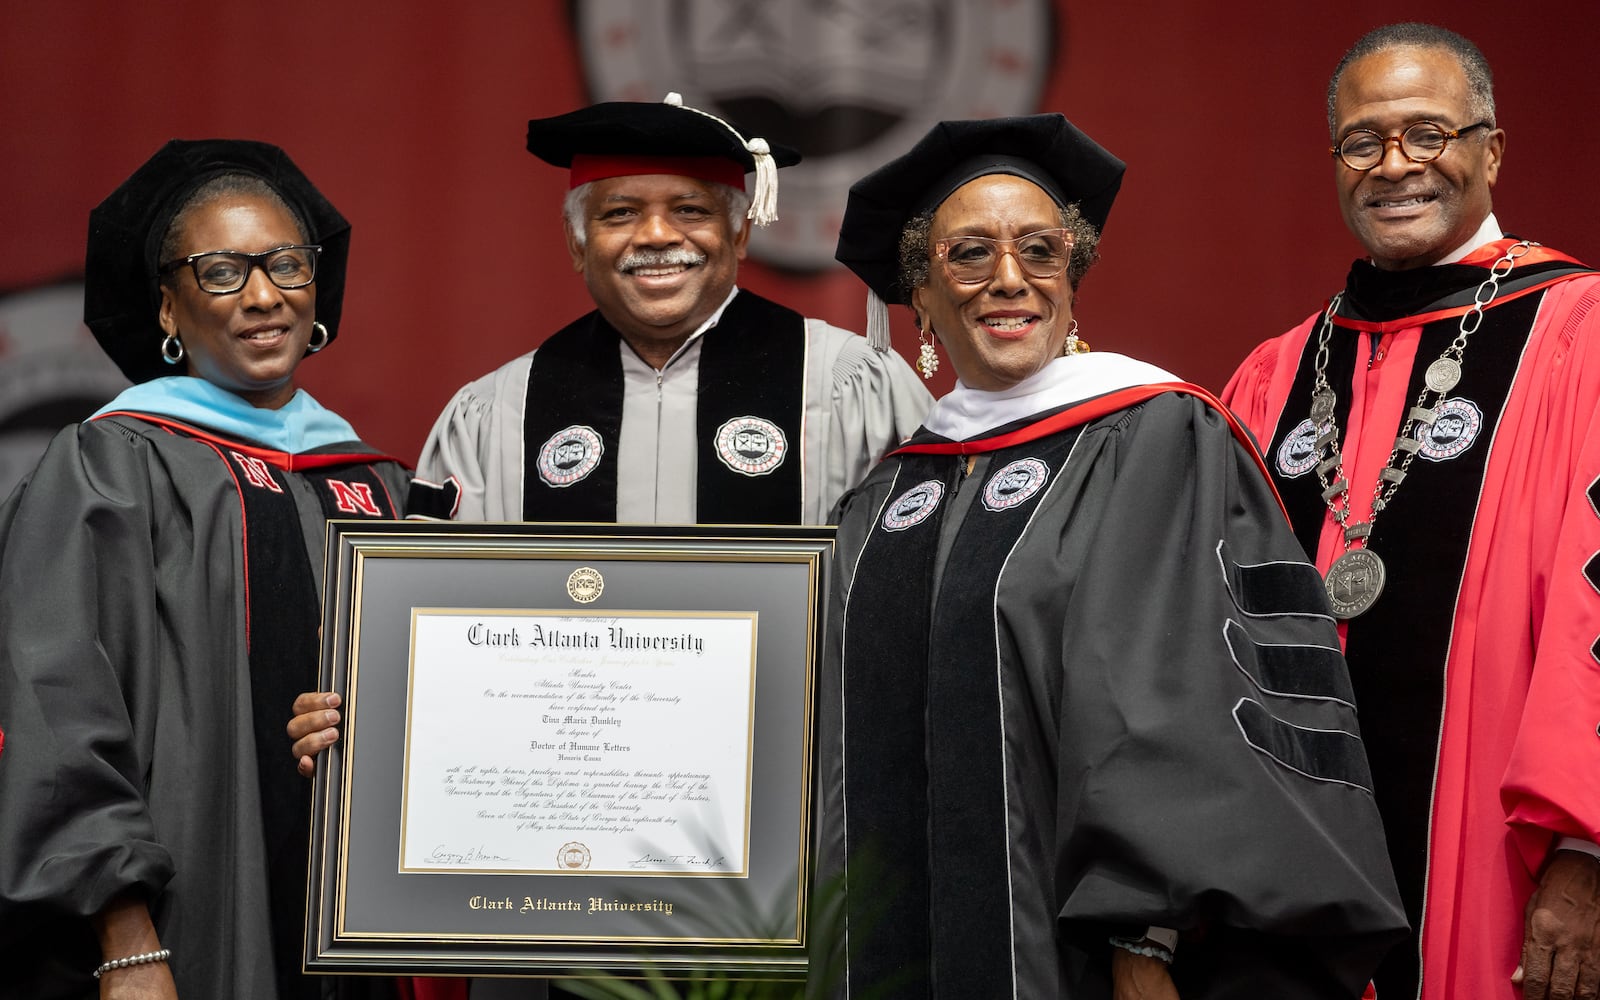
top-left (1062, 319), bottom-right (1089, 356)
top-left (915, 318), bottom-right (939, 380)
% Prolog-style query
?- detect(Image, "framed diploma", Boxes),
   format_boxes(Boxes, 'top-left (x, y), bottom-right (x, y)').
top-left (304, 521), bottom-right (833, 980)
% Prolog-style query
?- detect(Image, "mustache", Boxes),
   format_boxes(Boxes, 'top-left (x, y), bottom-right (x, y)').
top-left (616, 247), bottom-right (708, 273)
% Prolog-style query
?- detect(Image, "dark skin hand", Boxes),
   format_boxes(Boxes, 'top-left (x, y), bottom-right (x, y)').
top-left (1515, 850), bottom-right (1600, 1000)
top-left (93, 894), bottom-right (176, 999)
top-left (287, 691), bottom-right (341, 778)
top-left (1112, 949), bottom-right (1180, 1000)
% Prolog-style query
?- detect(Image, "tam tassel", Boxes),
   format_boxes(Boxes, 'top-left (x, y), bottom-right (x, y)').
top-left (744, 137), bottom-right (779, 226)
top-left (662, 92), bottom-right (780, 226)
top-left (866, 289), bottom-right (891, 354)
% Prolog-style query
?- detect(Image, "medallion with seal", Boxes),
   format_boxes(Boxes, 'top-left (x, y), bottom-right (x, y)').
top-left (1417, 397), bottom-right (1483, 462)
top-left (557, 841), bottom-right (593, 870)
top-left (882, 479), bottom-right (945, 531)
top-left (574, 0), bottom-right (1052, 270)
top-left (1325, 548), bottom-right (1386, 619)
top-left (714, 415), bottom-right (788, 477)
top-left (982, 458), bottom-right (1050, 511)
top-left (567, 567), bottom-right (605, 604)
top-left (1275, 419), bottom-right (1320, 478)
top-left (537, 425), bottom-right (604, 487)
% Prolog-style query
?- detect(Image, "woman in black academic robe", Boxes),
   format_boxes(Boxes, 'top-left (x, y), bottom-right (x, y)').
top-left (815, 115), bottom-right (1407, 999)
top-left (0, 141), bottom-right (406, 1000)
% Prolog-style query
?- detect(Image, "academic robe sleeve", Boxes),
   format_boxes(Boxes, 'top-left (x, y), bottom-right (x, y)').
top-left (1051, 395), bottom-right (1407, 995)
top-left (1499, 281), bottom-right (1600, 868)
top-left (417, 354), bottom-right (534, 522)
top-left (1219, 319), bottom-right (1313, 444)
top-left (0, 423), bottom-right (177, 922)
top-left (804, 323), bottom-right (932, 523)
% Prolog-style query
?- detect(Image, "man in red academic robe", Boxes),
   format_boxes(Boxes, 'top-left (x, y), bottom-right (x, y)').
top-left (1224, 22), bottom-right (1600, 1000)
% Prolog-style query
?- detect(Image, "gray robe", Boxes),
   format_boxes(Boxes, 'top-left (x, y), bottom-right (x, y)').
top-left (417, 289), bottom-right (931, 525)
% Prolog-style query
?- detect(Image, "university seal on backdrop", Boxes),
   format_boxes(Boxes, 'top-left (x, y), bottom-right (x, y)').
top-left (882, 479), bottom-right (944, 531)
top-left (1417, 397), bottom-right (1483, 462)
top-left (537, 425), bottom-right (604, 487)
top-left (714, 415), bottom-right (788, 476)
top-left (574, 0), bottom-right (1053, 269)
top-left (1275, 418), bottom-right (1320, 478)
top-left (982, 458), bottom-right (1050, 511)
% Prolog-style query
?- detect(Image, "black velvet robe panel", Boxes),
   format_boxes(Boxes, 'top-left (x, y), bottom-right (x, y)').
top-left (813, 392), bottom-right (1407, 999)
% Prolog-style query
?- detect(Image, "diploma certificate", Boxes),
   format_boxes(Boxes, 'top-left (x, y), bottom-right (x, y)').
top-left (401, 610), bottom-right (757, 875)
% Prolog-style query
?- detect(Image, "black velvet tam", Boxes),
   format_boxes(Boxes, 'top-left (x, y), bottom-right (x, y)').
top-left (525, 98), bottom-right (801, 171)
top-left (835, 114), bottom-right (1125, 306)
top-left (84, 139), bottom-right (350, 384)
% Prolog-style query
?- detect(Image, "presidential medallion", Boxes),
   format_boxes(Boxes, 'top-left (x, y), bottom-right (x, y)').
top-left (1325, 548), bottom-right (1386, 619)
top-left (1310, 390), bottom-right (1336, 424)
top-left (1424, 357), bottom-right (1462, 393)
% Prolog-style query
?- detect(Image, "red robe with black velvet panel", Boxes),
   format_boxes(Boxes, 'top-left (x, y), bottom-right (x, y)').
top-left (1224, 239), bottom-right (1600, 1000)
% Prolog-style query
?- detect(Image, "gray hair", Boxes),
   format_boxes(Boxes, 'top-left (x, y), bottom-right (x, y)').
top-left (1327, 23), bottom-right (1496, 139)
top-left (159, 173), bottom-right (310, 278)
top-left (898, 201), bottom-right (1101, 299)
top-left (563, 180), bottom-right (751, 248)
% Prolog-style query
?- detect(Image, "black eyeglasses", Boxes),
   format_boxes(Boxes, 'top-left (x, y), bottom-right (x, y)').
top-left (934, 228), bottom-right (1075, 284)
top-left (159, 245), bottom-right (321, 294)
top-left (1331, 120), bottom-right (1492, 171)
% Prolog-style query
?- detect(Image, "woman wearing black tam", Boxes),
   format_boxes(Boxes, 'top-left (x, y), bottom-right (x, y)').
top-left (0, 140), bottom-right (406, 999)
top-left (816, 115), bottom-right (1407, 998)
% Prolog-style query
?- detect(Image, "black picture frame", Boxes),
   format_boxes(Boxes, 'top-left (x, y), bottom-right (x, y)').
top-left (305, 521), bottom-right (833, 980)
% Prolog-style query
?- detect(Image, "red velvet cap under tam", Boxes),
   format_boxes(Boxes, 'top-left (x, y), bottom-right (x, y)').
top-left (568, 154), bottom-right (748, 191)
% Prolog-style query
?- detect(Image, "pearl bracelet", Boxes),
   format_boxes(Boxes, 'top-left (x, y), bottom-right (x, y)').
top-left (93, 947), bottom-right (171, 979)
top-left (1109, 935), bottom-right (1174, 965)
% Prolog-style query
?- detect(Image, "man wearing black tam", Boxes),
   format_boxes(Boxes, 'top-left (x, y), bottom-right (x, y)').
top-left (816, 114), bottom-right (1406, 998)
top-left (410, 94), bottom-right (929, 525)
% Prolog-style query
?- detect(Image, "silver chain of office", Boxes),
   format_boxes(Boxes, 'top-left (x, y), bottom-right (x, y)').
top-left (1309, 240), bottom-right (1534, 618)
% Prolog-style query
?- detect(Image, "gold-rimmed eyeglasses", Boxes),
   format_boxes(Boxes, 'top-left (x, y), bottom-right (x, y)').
top-left (159, 245), bottom-right (322, 295)
top-left (935, 228), bottom-right (1074, 284)
top-left (1331, 120), bottom-right (1492, 172)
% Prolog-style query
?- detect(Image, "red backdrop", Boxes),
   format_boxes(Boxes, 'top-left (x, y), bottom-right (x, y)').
top-left (3, 1), bottom-right (1596, 463)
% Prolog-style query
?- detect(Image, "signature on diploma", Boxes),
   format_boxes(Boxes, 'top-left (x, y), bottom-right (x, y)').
top-left (629, 852), bottom-right (729, 870)
top-left (428, 844), bottom-right (518, 865)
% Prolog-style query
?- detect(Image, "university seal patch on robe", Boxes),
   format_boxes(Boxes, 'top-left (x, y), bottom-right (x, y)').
top-left (713, 415), bottom-right (787, 477)
top-left (521, 291), bottom-right (807, 523)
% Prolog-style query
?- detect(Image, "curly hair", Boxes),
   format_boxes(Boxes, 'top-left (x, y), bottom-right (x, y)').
top-left (898, 201), bottom-right (1100, 301)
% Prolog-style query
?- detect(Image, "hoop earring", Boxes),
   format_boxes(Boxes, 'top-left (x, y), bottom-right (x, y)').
top-left (161, 333), bottom-right (185, 365)
top-left (915, 326), bottom-right (939, 380)
top-left (307, 321), bottom-right (329, 354)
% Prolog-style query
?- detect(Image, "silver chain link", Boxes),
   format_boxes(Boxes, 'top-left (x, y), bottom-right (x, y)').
top-left (1310, 241), bottom-right (1535, 543)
